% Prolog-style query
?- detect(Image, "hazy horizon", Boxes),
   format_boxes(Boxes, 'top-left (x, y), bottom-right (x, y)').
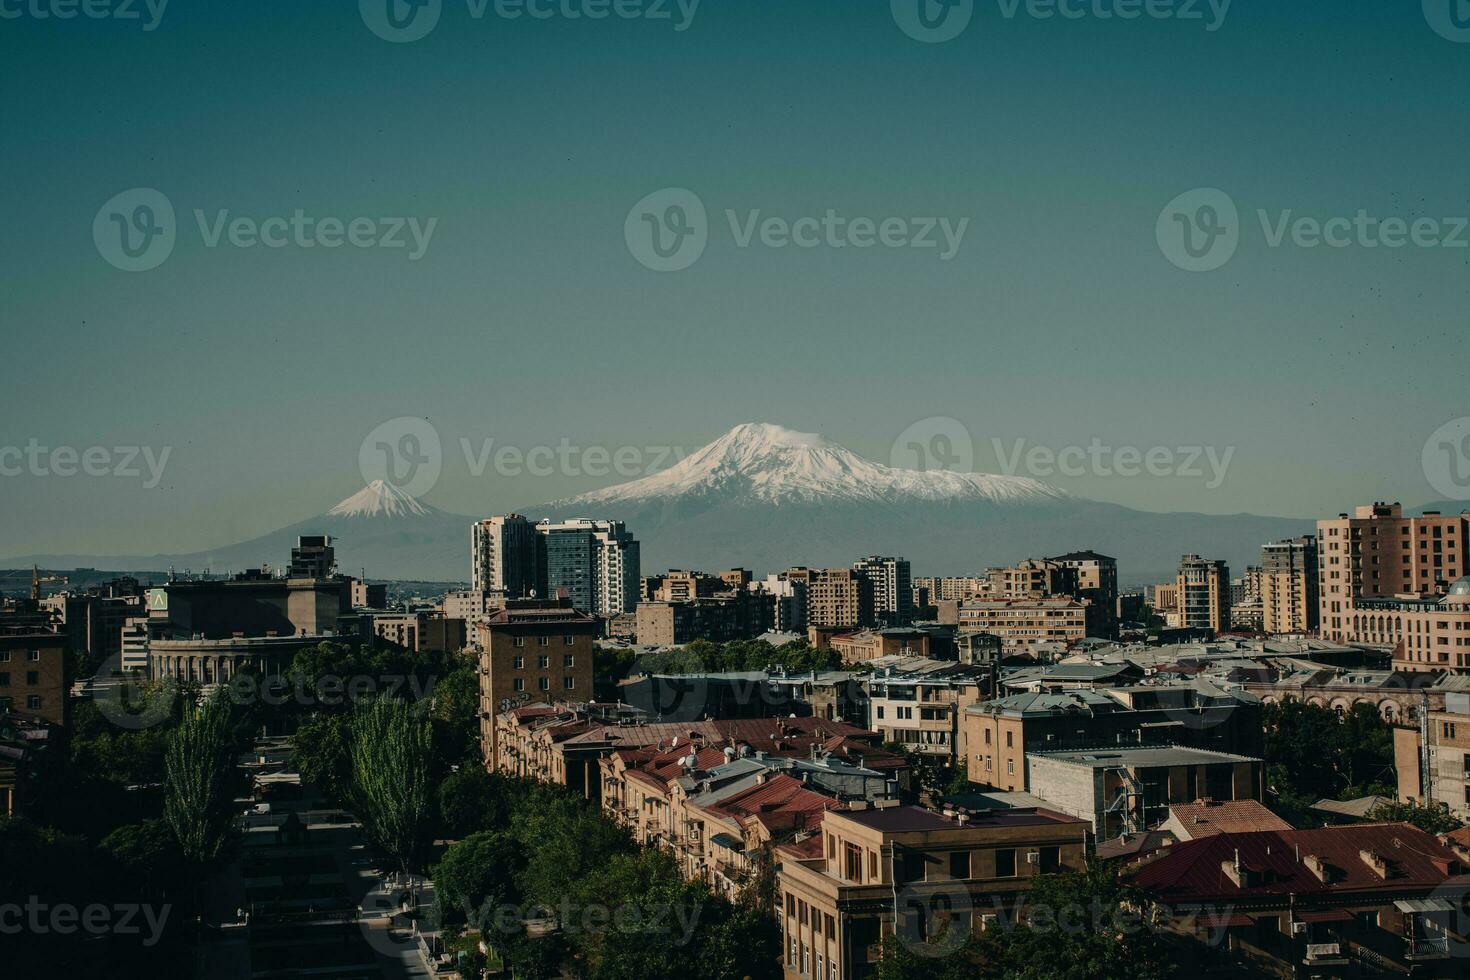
top-left (4, 1), bottom-right (1468, 557)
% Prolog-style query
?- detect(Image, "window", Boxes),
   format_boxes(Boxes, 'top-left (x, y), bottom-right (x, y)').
top-left (816, 952), bottom-right (824, 977)
top-left (513, 656), bottom-right (524, 669)
top-left (26, 696), bottom-right (41, 710)
top-left (27, 650), bottom-right (40, 662)
top-left (876, 706), bottom-right (884, 720)
top-left (995, 848), bottom-right (1016, 877)
top-left (1038, 846), bottom-right (1061, 873)
top-left (0, 673), bottom-right (8, 686)
top-left (513, 678), bottom-right (525, 692)
top-left (825, 913), bottom-right (835, 940)
top-left (538, 635), bottom-right (550, 646)
top-left (563, 634), bottom-right (575, 645)
top-left (563, 654), bottom-right (575, 667)
top-left (564, 677), bottom-right (575, 690)
top-left (25, 672), bottom-right (37, 685)
top-left (1007, 760), bottom-right (1015, 775)
top-left (949, 850), bottom-right (970, 879)
top-left (513, 636), bottom-right (526, 647)
top-left (538, 677), bottom-right (550, 691)
top-left (538, 655), bottom-right (550, 669)
top-left (0, 652), bottom-right (9, 663)
top-left (1005, 731), bottom-right (1013, 748)
top-left (868, 850), bottom-right (878, 881)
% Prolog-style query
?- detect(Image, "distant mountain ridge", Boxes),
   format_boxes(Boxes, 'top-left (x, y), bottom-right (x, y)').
top-left (5, 422), bottom-right (1327, 584)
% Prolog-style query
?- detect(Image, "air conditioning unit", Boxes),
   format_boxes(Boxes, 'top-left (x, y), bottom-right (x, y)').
top-left (1291, 922), bottom-right (1307, 936)
top-left (1025, 851), bottom-right (1041, 865)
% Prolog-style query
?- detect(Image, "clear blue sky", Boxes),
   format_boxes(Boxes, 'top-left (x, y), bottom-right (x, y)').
top-left (2, 1), bottom-right (1468, 556)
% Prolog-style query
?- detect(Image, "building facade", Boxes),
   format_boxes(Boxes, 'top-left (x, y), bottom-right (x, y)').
top-left (1177, 554), bottom-right (1231, 633)
top-left (1260, 536), bottom-right (1318, 634)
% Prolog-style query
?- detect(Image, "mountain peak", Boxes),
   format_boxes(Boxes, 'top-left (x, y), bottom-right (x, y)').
top-left (549, 423), bottom-right (1068, 508)
top-left (327, 480), bottom-right (433, 518)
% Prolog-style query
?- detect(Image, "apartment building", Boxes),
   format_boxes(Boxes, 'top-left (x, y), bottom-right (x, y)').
top-left (1394, 689), bottom-right (1470, 822)
top-left (786, 568), bottom-right (868, 629)
top-left (949, 596), bottom-right (1090, 652)
top-left (470, 514), bottom-right (540, 597)
top-left (1024, 745), bottom-right (1264, 838)
top-left (850, 556), bottom-right (912, 626)
top-left (865, 657), bottom-right (990, 764)
top-left (776, 804), bottom-right (1089, 980)
top-left (1177, 555), bottom-right (1231, 633)
top-left (441, 589), bottom-right (505, 625)
top-left (366, 610), bottom-right (467, 653)
top-left (0, 627), bottom-right (67, 726)
top-left (476, 599), bottom-right (599, 767)
top-left (1260, 536), bottom-right (1318, 634)
top-left (635, 590), bottom-right (773, 646)
top-left (1319, 503), bottom-right (1470, 658)
top-left (828, 628), bottom-right (930, 665)
top-left (988, 558), bottom-right (1077, 599)
top-left (963, 681), bottom-right (1264, 794)
top-left (1049, 551), bottom-right (1119, 638)
top-left (1130, 824), bottom-right (1470, 977)
top-left (913, 576), bottom-right (990, 602)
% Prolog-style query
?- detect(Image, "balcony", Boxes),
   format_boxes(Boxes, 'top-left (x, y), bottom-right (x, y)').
top-left (1303, 942), bottom-right (1347, 966)
top-left (1406, 936), bottom-right (1450, 960)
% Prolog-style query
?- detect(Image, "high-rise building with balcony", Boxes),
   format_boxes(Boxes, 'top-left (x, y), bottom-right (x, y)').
top-left (1260, 536), bottom-right (1318, 634)
top-left (1176, 555), bottom-right (1231, 633)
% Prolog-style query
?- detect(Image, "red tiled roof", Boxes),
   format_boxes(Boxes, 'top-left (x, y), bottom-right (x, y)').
top-left (1170, 800), bottom-right (1294, 837)
top-left (1131, 823), bottom-right (1468, 902)
top-left (708, 774), bottom-right (843, 824)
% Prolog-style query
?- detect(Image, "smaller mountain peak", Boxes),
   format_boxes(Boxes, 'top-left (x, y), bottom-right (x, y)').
top-left (328, 480), bottom-right (432, 518)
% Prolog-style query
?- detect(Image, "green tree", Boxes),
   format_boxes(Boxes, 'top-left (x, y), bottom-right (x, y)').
top-left (163, 692), bottom-right (241, 868)
top-left (349, 696), bottom-right (435, 873)
top-left (437, 765), bottom-right (513, 838)
top-left (434, 830), bottom-right (523, 926)
top-left (292, 712), bottom-right (352, 802)
top-left (1367, 799), bottom-right (1464, 834)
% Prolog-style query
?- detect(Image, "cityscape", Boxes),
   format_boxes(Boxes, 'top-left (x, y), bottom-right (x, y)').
top-left (5, 3), bottom-right (1470, 980)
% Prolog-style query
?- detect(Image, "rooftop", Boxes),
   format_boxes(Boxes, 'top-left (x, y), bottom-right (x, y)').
top-left (1029, 745), bottom-right (1261, 769)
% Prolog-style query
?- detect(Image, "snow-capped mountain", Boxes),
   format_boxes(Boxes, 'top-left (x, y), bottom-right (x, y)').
top-left (327, 480), bottom-right (434, 518)
top-left (4, 425), bottom-right (1316, 583)
top-left (536, 423), bottom-right (1311, 581)
top-left (554, 422), bottom-right (1067, 508)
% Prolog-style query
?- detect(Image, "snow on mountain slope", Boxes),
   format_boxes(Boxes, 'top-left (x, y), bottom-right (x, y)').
top-left (551, 422), bottom-right (1068, 507)
top-left (327, 480), bottom-right (434, 518)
